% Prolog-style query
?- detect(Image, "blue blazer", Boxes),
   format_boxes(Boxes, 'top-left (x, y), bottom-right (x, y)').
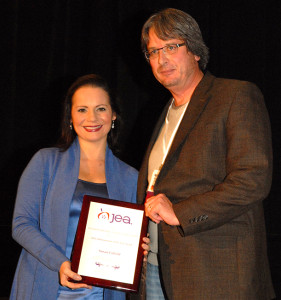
top-left (10, 138), bottom-right (138, 300)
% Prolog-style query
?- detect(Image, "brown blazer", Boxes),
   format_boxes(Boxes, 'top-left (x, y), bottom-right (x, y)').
top-left (137, 72), bottom-right (275, 299)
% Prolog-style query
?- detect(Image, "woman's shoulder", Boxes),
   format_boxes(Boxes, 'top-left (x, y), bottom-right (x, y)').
top-left (112, 154), bottom-right (138, 176)
top-left (26, 146), bottom-right (72, 171)
top-left (119, 159), bottom-right (138, 176)
top-left (107, 148), bottom-right (138, 175)
top-left (17, 147), bottom-right (63, 182)
top-left (33, 146), bottom-right (63, 161)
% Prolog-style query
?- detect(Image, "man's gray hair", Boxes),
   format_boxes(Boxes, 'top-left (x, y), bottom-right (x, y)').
top-left (141, 8), bottom-right (209, 71)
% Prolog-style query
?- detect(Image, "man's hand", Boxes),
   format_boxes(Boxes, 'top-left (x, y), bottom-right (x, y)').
top-left (145, 193), bottom-right (180, 225)
top-left (59, 261), bottom-right (92, 290)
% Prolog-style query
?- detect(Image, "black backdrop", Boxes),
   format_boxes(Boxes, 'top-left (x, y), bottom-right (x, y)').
top-left (1, 0), bottom-right (281, 298)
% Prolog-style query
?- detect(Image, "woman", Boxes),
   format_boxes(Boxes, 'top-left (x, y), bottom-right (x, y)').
top-left (10, 74), bottom-right (148, 299)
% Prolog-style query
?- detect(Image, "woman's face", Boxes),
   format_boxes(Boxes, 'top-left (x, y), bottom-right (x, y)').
top-left (71, 86), bottom-right (116, 146)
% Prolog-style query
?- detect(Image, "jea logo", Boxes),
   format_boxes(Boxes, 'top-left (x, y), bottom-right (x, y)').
top-left (98, 208), bottom-right (132, 225)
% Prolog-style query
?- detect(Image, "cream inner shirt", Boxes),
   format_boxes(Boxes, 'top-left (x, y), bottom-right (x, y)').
top-left (147, 100), bottom-right (189, 266)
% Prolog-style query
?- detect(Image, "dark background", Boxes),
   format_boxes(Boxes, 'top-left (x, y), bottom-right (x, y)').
top-left (1, 0), bottom-right (280, 298)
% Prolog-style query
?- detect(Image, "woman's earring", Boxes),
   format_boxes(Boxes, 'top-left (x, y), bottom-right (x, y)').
top-left (70, 123), bottom-right (73, 130)
top-left (111, 120), bottom-right (115, 129)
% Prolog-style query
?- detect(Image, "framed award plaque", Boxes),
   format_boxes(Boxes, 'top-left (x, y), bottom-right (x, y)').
top-left (71, 195), bottom-right (148, 292)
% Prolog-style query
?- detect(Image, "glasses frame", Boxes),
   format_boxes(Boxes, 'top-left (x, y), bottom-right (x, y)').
top-left (144, 43), bottom-right (186, 61)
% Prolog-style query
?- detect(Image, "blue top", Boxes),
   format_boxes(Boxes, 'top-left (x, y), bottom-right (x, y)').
top-left (57, 180), bottom-right (107, 299)
top-left (10, 139), bottom-right (138, 300)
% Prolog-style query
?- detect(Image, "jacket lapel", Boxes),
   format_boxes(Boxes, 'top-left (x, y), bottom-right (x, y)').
top-left (138, 72), bottom-right (215, 202)
top-left (137, 102), bottom-right (170, 202)
top-left (157, 72), bottom-right (215, 179)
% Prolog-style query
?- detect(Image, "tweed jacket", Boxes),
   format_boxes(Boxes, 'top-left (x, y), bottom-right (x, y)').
top-left (137, 72), bottom-right (275, 299)
top-left (10, 138), bottom-right (138, 300)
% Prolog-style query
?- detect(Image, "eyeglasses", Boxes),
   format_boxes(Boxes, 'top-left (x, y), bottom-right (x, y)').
top-left (144, 43), bottom-right (186, 61)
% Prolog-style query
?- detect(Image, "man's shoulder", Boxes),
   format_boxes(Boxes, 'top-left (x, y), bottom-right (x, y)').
top-left (208, 72), bottom-right (260, 91)
top-left (196, 72), bottom-right (264, 109)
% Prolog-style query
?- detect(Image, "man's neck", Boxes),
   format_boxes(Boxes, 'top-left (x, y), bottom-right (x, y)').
top-left (171, 70), bottom-right (204, 106)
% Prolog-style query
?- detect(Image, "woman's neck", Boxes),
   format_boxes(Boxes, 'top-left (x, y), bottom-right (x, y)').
top-left (78, 138), bottom-right (107, 161)
top-left (78, 138), bottom-right (107, 183)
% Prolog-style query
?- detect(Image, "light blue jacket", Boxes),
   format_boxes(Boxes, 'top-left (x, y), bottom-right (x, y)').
top-left (10, 138), bottom-right (138, 300)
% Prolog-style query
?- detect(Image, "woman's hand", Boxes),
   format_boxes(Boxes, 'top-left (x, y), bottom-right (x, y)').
top-left (59, 237), bottom-right (150, 288)
top-left (59, 261), bottom-right (92, 290)
top-left (142, 235), bottom-right (150, 261)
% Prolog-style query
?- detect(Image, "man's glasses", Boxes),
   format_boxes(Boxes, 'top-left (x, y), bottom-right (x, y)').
top-left (144, 43), bottom-right (186, 61)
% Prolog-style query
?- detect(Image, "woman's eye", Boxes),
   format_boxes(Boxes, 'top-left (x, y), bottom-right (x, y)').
top-left (97, 107), bottom-right (106, 112)
top-left (78, 108), bottom-right (86, 112)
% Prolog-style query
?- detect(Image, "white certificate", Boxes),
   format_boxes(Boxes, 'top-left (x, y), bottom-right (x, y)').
top-left (71, 196), bottom-right (148, 292)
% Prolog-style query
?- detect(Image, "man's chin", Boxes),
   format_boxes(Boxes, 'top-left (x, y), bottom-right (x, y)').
top-left (161, 80), bottom-right (177, 89)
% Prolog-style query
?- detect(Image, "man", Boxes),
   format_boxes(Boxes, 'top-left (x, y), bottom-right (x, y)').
top-left (137, 8), bottom-right (275, 300)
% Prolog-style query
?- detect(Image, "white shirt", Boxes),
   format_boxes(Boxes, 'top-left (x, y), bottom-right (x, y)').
top-left (147, 100), bottom-right (189, 265)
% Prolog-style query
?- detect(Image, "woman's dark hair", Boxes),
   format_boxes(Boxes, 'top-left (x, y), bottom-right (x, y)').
top-left (141, 8), bottom-right (209, 71)
top-left (57, 74), bottom-right (121, 152)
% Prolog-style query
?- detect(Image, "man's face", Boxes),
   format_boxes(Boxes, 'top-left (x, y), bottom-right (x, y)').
top-left (147, 28), bottom-right (201, 93)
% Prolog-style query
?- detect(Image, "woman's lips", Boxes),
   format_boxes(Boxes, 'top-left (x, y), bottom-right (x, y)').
top-left (83, 125), bottom-right (102, 132)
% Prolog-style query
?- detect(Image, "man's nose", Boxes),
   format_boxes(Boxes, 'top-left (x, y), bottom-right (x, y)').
top-left (158, 49), bottom-right (168, 64)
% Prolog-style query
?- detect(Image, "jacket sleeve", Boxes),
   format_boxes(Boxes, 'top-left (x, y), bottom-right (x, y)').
top-left (12, 150), bottom-right (69, 271)
top-left (173, 82), bottom-right (273, 236)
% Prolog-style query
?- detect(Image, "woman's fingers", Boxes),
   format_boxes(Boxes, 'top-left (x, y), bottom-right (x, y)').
top-left (142, 236), bottom-right (150, 261)
top-left (142, 236), bottom-right (150, 251)
top-left (59, 261), bottom-right (92, 289)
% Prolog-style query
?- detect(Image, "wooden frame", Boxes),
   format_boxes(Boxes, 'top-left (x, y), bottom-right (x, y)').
top-left (71, 195), bottom-right (148, 292)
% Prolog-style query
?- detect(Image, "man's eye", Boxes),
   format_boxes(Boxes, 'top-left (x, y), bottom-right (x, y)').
top-left (167, 45), bottom-right (176, 51)
top-left (150, 49), bottom-right (158, 55)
